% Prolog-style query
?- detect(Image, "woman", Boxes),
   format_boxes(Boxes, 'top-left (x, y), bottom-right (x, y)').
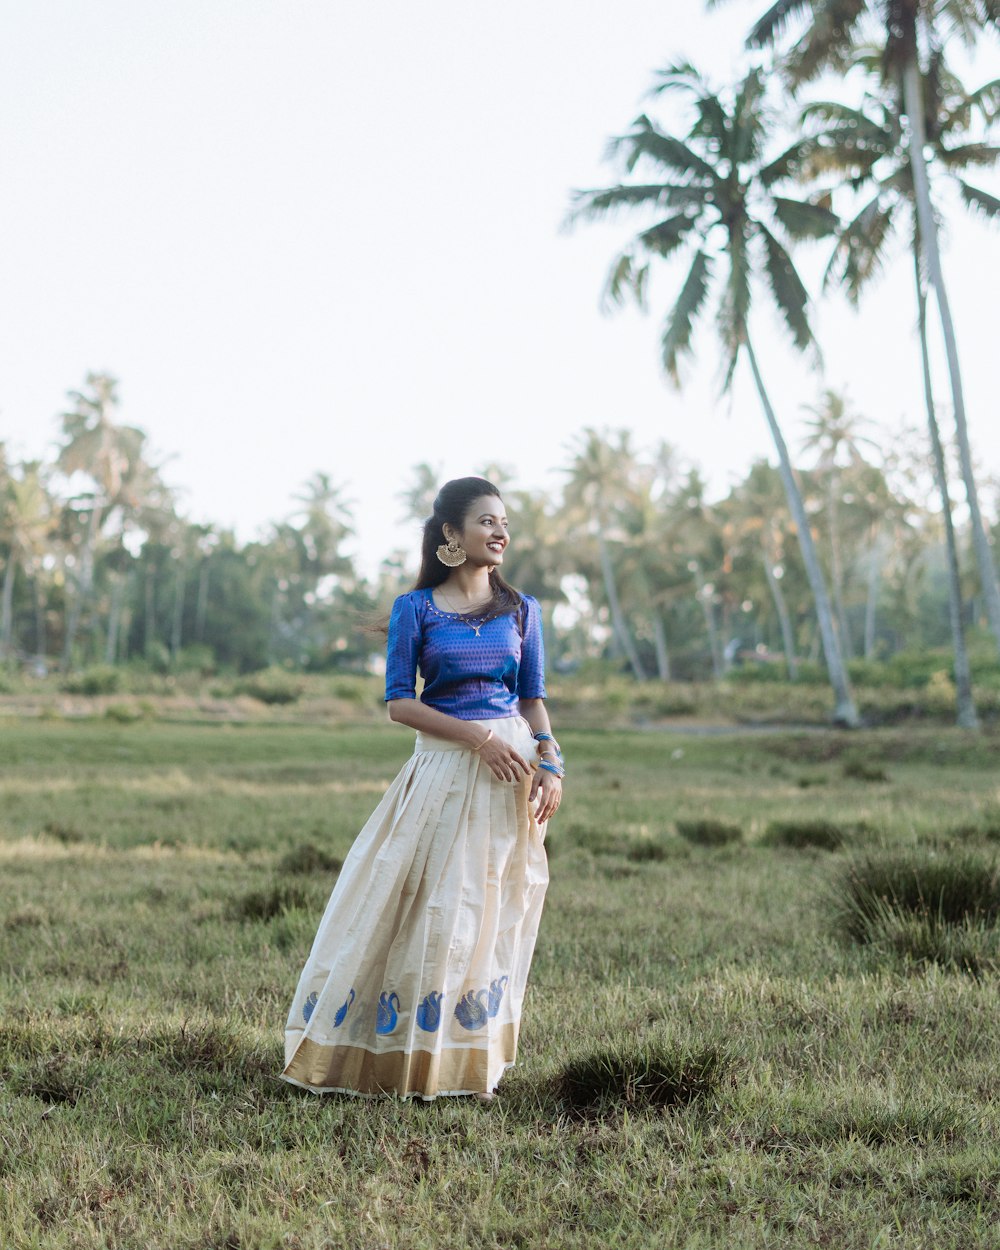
top-left (281, 476), bottom-right (562, 1101)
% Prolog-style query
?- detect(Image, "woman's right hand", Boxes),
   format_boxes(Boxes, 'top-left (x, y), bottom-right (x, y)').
top-left (475, 734), bottom-right (531, 783)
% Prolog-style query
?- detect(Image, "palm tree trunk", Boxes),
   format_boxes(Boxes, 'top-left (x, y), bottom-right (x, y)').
top-left (170, 560), bottom-right (185, 660)
top-left (762, 541), bottom-right (798, 680)
top-left (33, 575), bottom-right (46, 665)
top-left (195, 559), bottom-right (211, 642)
top-left (901, 59), bottom-right (1000, 658)
top-left (652, 610), bottom-right (672, 681)
top-left (827, 476), bottom-right (853, 660)
top-left (105, 574), bottom-right (126, 665)
top-left (697, 582), bottom-right (724, 680)
top-left (863, 526), bottom-right (881, 660)
top-left (144, 563), bottom-right (157, 657)
top-left (598, 537), bottom-right (646, 681)
top-left (62, 501), bottom-right (103, 668)
top-left (914, 253), bottom-right (978, 729)
top-left (1, 554), bottom-right (16, 657)
top-left (721, 599), bottom-right (734, 672)
top-left (744, 335), bottom-right (858, 725)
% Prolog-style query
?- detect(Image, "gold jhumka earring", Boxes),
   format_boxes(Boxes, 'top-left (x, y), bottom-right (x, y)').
top-left (436, 540), bottom-right (467, 567)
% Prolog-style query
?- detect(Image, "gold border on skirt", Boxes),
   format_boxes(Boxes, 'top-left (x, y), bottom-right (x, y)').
top-left (282, 1023), bottom-right (518, 1098)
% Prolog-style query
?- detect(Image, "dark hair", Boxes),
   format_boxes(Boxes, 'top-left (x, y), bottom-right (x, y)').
top-left (413, 477), bottom-right (522, 621)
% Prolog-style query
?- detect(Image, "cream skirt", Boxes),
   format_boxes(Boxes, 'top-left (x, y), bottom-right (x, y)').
top-left (280, 714), bottom-right (549, 1100)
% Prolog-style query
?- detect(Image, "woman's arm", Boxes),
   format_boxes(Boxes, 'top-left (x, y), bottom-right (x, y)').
top-left (518, 697), bottom-right (562, 823)
top-left (387, 699), bottom-right (531, 783)
top-left (518, 697), bottom-right (560, 755)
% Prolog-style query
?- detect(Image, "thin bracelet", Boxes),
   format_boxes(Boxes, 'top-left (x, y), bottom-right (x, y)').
top-left (472, 729), bottom-right (494, 752)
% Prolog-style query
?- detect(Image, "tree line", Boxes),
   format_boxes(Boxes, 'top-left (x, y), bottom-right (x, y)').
top-left (1, 377), bottom-right (997, 711)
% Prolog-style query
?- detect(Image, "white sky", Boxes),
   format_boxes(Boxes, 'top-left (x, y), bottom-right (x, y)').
top-left (1, 1), bottom-right (998, 577)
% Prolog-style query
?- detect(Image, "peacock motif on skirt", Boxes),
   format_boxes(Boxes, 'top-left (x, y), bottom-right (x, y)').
top-left (416, 990), bottom-right (444, 1032)
top-left (333, 988), bottom-right (355, 1027)
top-left (488, 976), bottom-right (508, 1017)
top-left (302, 991), bottom-right (319, 1023)
top-left (454, 988), bottom-right (489, 1030)
top-left (375, 991), bottom-right (400, 1034)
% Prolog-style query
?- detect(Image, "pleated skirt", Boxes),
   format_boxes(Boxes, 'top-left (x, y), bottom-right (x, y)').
top-left (280, 714), bottom-right (549, 1100)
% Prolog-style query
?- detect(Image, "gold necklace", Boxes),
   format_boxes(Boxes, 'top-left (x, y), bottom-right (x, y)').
top-left (436, 588), bottom-right (490, 637)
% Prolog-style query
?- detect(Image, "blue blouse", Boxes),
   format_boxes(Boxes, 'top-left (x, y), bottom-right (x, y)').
top-left (384, 588), bottom-right (547, 720)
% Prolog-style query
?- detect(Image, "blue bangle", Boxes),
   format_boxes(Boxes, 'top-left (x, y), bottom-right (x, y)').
top-left (534, 731), bottom-right (563, 762)
top-left (538, 760), bottom-right (564, 779)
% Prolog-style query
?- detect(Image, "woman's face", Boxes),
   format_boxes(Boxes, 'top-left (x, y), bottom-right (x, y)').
top-left (446, 495), bottom-right (509, 569)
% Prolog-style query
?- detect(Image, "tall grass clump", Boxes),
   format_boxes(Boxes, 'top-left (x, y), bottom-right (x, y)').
top-left (832, 848), bottom-right (1000, 972)
top-left (761, 819), bottom-right (848, 850)
top-left (555, 1032), bottom-right (732, 1116)
top-left (277, 842), bottom-right (343, 875)
top-left (227, 882), bottom-right (314, 922)
top-left (676, 819), bottom-right (743, 847)
top-left (842, 756), bottom-right (889, 782)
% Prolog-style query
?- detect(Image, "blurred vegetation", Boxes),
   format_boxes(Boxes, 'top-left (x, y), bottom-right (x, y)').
top-left (2, 379), bottom-right (1000, 732)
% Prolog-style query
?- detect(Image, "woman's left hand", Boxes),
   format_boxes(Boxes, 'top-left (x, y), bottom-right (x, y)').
top-left (529, 768), bottom-right (562, 823)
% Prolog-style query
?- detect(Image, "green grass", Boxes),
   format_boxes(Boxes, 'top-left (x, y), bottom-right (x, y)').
top-left (3, 718), bottom-right (1000, 1247)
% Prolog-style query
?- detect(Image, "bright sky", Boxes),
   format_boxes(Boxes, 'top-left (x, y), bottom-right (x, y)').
top-left (2, 1), bottom-right (998, 576)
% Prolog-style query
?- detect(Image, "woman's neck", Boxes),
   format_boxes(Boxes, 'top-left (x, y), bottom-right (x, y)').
top-left (440, 566), bottom-right (492, 606)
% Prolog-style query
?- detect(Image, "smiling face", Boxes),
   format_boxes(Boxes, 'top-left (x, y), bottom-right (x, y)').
top-left (444, 494), bottom-right (509, 569)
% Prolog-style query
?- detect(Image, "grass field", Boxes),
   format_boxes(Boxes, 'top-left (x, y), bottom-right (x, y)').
top-left (2, 714), bottom-right (1000, 1249)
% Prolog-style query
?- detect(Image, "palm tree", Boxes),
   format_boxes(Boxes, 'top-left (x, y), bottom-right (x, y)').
top-left (57, 373), bottom-right (160, 667)
top-left (568, 62), bottom-right (859, 723)
top-left (730, 460), bottom-right (802, 677)
top-left (916, 264), bottom-right (978, 725)
top-left (799, 389), bottom-right (880, 659)
top-left (562, 428), bottom-right (648, 681)
top-left (290, 473), bottom-right (355, 583)
top-left (398, 462), bottom-right (442, 525)
top-left (719, 0), bottom-right (1000, 657)
top-left (0, 462), bottom-right (57, 660)
top-left (797, 57), bottom-right (996, 721)
top-left (663, 467), bottom-right (729, 679)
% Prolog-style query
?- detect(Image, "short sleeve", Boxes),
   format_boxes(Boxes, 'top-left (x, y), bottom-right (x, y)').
top-left (516, 595), bottom-right (547, 699)
top-left (384, 594), bottom-right (421, 702)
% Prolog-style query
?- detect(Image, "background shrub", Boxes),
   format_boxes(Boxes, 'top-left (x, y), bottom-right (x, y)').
top-left (62, 665), bottom-right (122, 696)
top-left (236, 667), bottom-right (305, 705)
